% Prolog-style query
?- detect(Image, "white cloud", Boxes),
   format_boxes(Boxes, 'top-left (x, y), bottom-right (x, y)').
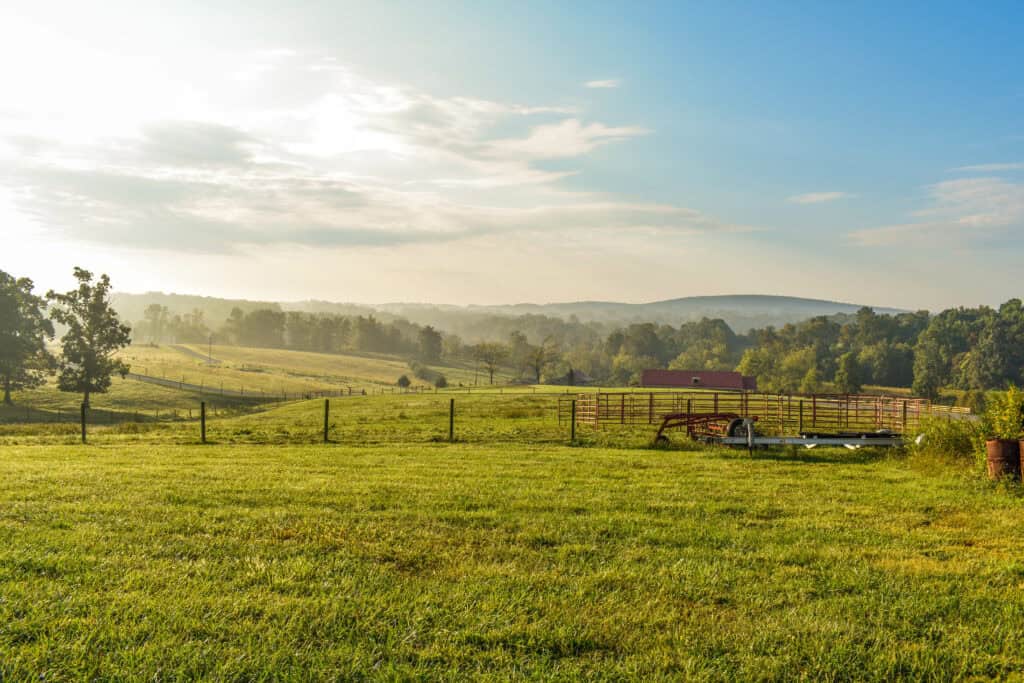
top-left (951, 162), bottom-right (1024, 173)
top-left (849, 177), bottom-right (1024, 246)
top-left (0, 17), bottom-right (759, 305)
top-left (787, 191), bottom-right (851, 205)
top-left (0, 38), bottom-right (715, 260)
top-left (487, 119), bottom-right (649, 161)
top-left (585, 79), bottom-right (622, 89)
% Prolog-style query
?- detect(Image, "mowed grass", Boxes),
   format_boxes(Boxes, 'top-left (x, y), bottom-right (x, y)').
top-left (1, 342), bottom-right (516, 429)
top-left (0, 376), bottom-right (229, 424)
top-left (117, 344), bottom-right (505, 396)
top-left (119, 344), bottom-right (348, 394)
top-left (1, 443), bottom-right (1023, 680)
top-left (0, 390), bottom-right (585, 447)
top-left (193, 344), bottom-right (502, 388)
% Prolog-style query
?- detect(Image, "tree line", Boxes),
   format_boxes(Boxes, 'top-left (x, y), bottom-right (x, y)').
top-left (5, 263), bottom-right (1023, 403)
top-left (123, 295), bottom-right (1024, 401)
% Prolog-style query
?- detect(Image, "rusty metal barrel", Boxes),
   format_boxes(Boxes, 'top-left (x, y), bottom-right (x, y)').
top-left (986, 439), bottom-right (1021, 480)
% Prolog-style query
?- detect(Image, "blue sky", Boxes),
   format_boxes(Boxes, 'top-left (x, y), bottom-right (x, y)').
top-left (1, 1), bottom-right (1022, 309)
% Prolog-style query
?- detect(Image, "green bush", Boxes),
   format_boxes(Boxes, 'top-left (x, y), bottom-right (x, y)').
top-left (909, 416), bottom-right (984, 462)
top-left (982, 386), bottom-right (1024, 440)
top-left (960, 389), bottom-right (987, 415)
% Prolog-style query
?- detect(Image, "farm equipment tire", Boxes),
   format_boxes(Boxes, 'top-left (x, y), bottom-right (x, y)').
top-left (726, 418), bottom-right (747, 438)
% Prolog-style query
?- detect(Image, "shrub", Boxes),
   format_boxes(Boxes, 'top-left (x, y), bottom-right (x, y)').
top-left (409, 361), bottom-right (440, 383)
top-left (983, 386), bottom-right (1024, 440)
top-left (961, 389), bottom-right (987, 415)
top-left (434, 375), bottom-right (448, 389)
top-left (396, 375), bottom-right (411, 388)
top-left (909, 416), bottom-right (984, 462)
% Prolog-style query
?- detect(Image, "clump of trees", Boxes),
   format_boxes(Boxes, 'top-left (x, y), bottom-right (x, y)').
top-left (0, 271), bottom-right (55, 404)
top-left (1, 267), bottom-right (132, 407)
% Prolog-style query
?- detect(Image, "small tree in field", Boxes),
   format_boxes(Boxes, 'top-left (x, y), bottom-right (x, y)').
top-left (527, 335), bottom-right (557, 383)
top-left (47, 268), bottom-right (132, 407)
top-left (0, 270), bottom-right (55, 405)
top-left (472, 342), bottom-right (508, 385)
top-left (397, 374), bottom-right (411, 389)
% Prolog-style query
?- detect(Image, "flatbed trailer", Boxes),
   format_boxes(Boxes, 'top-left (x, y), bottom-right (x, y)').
top-left (715, 435), bottom-right (903, 448)
top-left (698, 418), bottom-right (903, 449)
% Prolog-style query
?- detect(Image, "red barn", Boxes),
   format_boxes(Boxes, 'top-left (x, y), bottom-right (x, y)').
top-left (641, 369), bottom-right (757, 392)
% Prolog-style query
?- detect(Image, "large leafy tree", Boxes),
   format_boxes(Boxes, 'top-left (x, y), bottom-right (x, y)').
top-left (417, 325), bottom-right (443, 363)
top-left (833, 352), bottom-right (863, 394)
top-left (142, 303), bottom-right (169, 344)
top-left (47, 268), bottom-right (132, 406)
top-left (0, 270), bottom-right (55, 405)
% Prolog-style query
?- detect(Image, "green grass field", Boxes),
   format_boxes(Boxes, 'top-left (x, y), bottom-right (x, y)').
top-left (1, 343), bottom-right (519, 428)
top-left (0, 358), bottom-right (1013, 679)
top-left (2, 441), bottom-right (1022, 680)
top-left (117, 343), bottom-right (505, 396)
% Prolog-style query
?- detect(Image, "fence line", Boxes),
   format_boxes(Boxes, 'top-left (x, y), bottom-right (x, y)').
top-left (124, 372), bottom-right (366, 401)
top-left (558, 390), bottom-right (971, 435)
top-left (0, 402), bottom-right (248, 425)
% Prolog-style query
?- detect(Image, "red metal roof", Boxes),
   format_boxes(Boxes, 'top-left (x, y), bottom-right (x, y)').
top-left (641, 369), bottom-right (757, 392)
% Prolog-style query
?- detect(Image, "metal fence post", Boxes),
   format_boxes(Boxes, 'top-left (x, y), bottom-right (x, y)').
top-left (201, 401), bottom-right (207, 443)
top-left (80, 402), bottom-right (87, 444)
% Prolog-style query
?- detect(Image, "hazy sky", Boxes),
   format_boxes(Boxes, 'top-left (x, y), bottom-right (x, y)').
top-left (1, 1), bottom-right (1023, 310)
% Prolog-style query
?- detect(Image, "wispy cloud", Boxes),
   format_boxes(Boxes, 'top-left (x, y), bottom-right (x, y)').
top-left (951, 162), bottom-right (1024, 173)
top-left (584, 79), bottom-right (622, 89)
top-left (487, 118), bottom-right (649, 161)
top-left (787, 191), bottom-right (851, 205)
top-left (849, 177), bottom-right (1024, 246)
top-left (0, 51), bottom-right (742, 255)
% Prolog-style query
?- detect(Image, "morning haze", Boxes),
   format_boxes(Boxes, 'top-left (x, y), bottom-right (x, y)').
top-left (2, 1), bottom-right (1024, 679)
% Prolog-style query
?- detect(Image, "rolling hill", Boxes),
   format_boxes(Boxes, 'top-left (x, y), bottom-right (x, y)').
top-left (369, 295), bottom-right (908, 332)
top-left (113, 292), bottom-right (910, 336)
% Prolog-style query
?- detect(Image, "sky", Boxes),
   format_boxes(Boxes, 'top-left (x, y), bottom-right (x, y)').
top-left (1, 0), bottom-right (1023, 311)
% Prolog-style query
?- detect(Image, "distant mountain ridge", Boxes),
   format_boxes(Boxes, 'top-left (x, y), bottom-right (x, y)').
top-left (113, 292), bottom-right (909, 335)
top-left (371, 295), bottom-right (908, 332)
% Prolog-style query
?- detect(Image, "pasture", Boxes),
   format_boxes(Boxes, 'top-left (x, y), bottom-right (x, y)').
top-left (2, 440), bottom-right (1023, 680)
top-left (117, 343), bottom-right (502, 396)
top-left (0, 348), bottom-right (1017, 680)
top-left (0, 343), bottom-right (509, 428)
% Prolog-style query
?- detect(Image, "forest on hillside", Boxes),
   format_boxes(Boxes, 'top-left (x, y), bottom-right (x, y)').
top-left (129, 296), bottom-right (1024, 405)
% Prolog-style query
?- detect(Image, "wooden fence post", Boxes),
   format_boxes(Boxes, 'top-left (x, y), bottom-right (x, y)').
top-left (570, 399), bottom-right (577, 444)
top-left (201, 401), bottom-right (207, 443)
top-left (449, 398), bottom-right (455, 443)
top-left (323, 399), bottom-right (330, 443)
